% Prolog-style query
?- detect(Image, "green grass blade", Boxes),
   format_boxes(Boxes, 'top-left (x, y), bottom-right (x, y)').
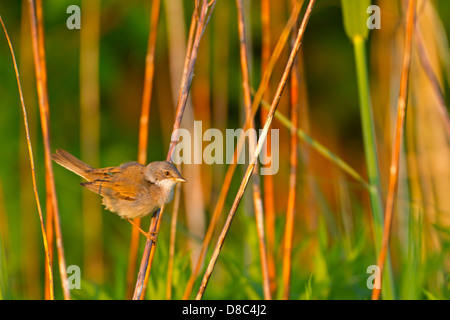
top-left (341, 1), bottom-right (396, 299)
top-left (352, 32), bottom-right (396, 302)
top-left (352, 37), bottom-right (384, 245)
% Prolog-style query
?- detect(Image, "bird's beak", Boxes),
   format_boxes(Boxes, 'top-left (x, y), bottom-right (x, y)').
top-left (174, 176), bottom-right (187, 183)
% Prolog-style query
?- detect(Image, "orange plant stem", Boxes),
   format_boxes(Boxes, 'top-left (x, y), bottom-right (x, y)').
top-left (126, 0), bottom-right (161, 300)
top-left (196, 0), bottom-right (316, 300)
top-left (182, 0), bottom-right (303, 299)
top-left (236, 0), bottom-right (271, 300)
top-left (28, 0), bottom-right (71, 300)
top-left (282, 9), bottom-right (301, 298)
top-left (0, 16), bottom-right (55, 300)
top-left (132, 0), bottom-right (217, 300)
top-left (372, 0), bottom-right (416, 300)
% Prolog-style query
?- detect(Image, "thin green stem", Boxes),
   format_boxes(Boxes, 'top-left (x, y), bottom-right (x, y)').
top-left (353, 36), bottom-right (384, 240)
top-left (353, 36), bottom-right (395, 299)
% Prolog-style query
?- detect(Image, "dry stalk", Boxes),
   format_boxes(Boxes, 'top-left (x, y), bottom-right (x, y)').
top-left (125, 0), bottom-right (161, 300)
top-left (166, 182), bottom-right (182, 299)
top-left (80, 0), bottom-right (102, 284)
top-left (195, 0), bottom-right (316, 300)
top-left (181, 0), bottom-right (304, 299)
top-left (372, 0), bottom-right (416, 300)
top-left (282, 7), bottom-right (301, 298)
top-left (132, 0), bottom-right (217, 300)
top-left (134, 0), bottom-right (201, 299)
top-left (0, 15), bottom-right (54, 300)
top-left (236, 0), bottom-right (271, 300)
top-left (35, 0), bottom-right (53, 300)
top-left (181, 150), bottom-right (239, 299)
top-left (249, 0), bottom-right (303, 124)
top-left (28, 0), bottom-right (71, 300)
top-left (260, 0), bottom-right (277, 296)
top-left (139, 206), bottom-right (164, 300)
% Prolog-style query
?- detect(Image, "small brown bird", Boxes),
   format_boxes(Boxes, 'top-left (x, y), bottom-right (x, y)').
top-left (51, 149), bottom-right (186, 241)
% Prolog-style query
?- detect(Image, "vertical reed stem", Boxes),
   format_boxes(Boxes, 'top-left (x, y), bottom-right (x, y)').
top-left (0, 16), bottom-right (55, 300)
top-left (260, 0), bottom-right (277, 297)
top-left (126, 0), bottom-right (161, 299)
top-left (282, 11), bottom-right (301, 298)
top-left (236, 0), bottom-right (271, 300)
top-left (182, 1), bottom-right (303, 299)
top-left (133, 0), bottom-right (216, 300)
top-left (28, 0), bottom-right (71, 300)
top-left (80, 0), bottom-right (102, 284)
top-left (196, 0), bottom-right (316, 299)
top-left (166, 182), bottom-right (182, 299)
top-left (372, 0), bottom-right (416, 300)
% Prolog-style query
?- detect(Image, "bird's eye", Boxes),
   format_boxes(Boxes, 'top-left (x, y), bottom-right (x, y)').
top-left (164, 170), bottom-right (170, 177)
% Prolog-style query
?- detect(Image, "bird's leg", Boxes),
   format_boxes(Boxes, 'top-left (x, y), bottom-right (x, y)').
top-left (127, 218), bottom-right (157, 244)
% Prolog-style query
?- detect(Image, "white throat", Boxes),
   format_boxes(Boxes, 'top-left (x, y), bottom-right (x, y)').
top-left (155, 179), bottom-right (177, 203)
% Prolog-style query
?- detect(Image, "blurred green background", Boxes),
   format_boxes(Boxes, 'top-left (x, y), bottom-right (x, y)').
top-left (1, 0), bottom-right (450, 300)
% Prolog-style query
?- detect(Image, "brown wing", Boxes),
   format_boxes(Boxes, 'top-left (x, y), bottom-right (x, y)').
top-left (84, 166), bottom-right (121, 181)
top-left (81, 162), bottom-right (150, 201)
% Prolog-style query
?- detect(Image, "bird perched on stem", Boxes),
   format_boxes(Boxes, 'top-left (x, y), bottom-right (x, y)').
top-left (52, 148), bottom-right (186, 241)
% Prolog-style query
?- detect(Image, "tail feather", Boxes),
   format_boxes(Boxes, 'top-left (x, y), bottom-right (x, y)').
top-left (51, 149), bottom-right (94, 180)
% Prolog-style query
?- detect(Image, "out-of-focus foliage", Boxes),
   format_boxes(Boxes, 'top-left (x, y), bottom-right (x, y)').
top-left (0, 0), bottom-right (449, 300)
